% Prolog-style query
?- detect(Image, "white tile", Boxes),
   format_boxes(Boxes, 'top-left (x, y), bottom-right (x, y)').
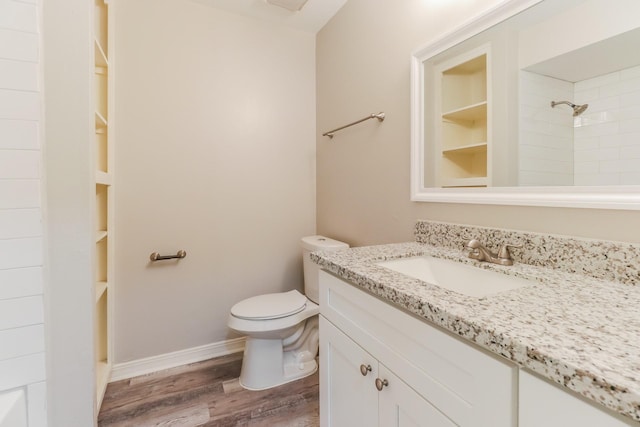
top-left (0, 59), bottom-right (38, 91)
top-left (579, 95), bottom-right (619, 114)
top-left (0, 352), bottom-right (45, 391)
top-left (0, 180), bottom-right (40, 209)
top-left (620, 89), bottom-right (640, 108)
top-left (621, 64), bottom-right (640, 81)
top-left (0, 29), bottom-right (37, 62)
top-left (600, 76), bottom-right (640, 98)
top-left (0, 295), bottom-right (42, 330)
top-left (0, 209), bottom-right (41, 239)
top-left (573, 137), bottom-right (598, 150)
top-left (600, 158), bottom-right (640, 173)
top-left (616, 105), bottom-right (640, 122)
top-left (0, 1), bottom-right (37, 33)
top-left (0, 237), bottom-right (43, 270)
top-left (26, 381), bottom-right (47, 427)
top-left (520, 117), bottom-right (573, 138)
top-left (573, 87), bottom-right (599, 104)
top-left (573, 111), bottom-right (615, 127)
top-left (519, 157), bottom-right (572, 174)
top-left (0, 149), bottom-right (39, 179)
top-left (574, 147), bottom-right (619, 163)
top-left (574, 160), bottom-right (598, 174)
top-left (0, 324), bottom-right (44, 359)
top-left (0, 267), bottom-right (42, 299)
top-left (0, 120), bottom-right (39, 149)
top-left (520, 132), bottom-right (572, 150)
top-left (620, 145), bottom-right (640, 159)
top-left (519, 144), bottom-right (573, 162)
top-left (519, 171), bottom-right (573, 186)
top-left (573, 121), bottom-right (619, 139)
top-left (619, 118), bottom-right (640, 134)
top-left (620, 171), bottom-right (640, 185)
top-left (599, 132), bottom-right (640, 148)
top-left (0, 90), bottom-right (39, 120)
top-left (574, 173), bottom-right (621, 186)
top-left (575, 70), bottom-right (620, 91)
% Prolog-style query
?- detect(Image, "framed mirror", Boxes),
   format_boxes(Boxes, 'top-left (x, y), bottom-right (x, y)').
top-left (411, 0), bottom-right (640, 209)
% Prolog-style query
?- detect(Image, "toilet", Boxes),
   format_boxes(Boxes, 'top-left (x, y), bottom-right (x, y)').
top-left (227, 235), bottom-right (349, 390)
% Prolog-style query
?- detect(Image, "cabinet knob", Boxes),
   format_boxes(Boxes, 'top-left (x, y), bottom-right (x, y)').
top-left (360, 364), bottom-right (372, 376)
top-left (375, 378), bottom-right (389, 391)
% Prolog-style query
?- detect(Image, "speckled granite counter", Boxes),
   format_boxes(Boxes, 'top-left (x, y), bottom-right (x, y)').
top-left (311, 221), bottom-right (640, 423)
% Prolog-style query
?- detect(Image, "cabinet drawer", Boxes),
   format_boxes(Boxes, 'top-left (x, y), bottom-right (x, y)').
top-left (320, 270), bottom-right (516, 427)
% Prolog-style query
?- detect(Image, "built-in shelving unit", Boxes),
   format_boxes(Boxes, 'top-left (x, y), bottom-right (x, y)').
top-left (93, 0), bottom-right (113, 411)
top-left (435, 45), bottom-right (491, 187)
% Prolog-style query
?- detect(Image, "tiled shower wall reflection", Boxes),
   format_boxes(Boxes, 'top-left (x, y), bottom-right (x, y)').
top-left (519, 71), bottom-right (574, 186)
top-left (519, 65), bottom-right (640, 186)
top-left (573, 65), bottom-right (640, 186)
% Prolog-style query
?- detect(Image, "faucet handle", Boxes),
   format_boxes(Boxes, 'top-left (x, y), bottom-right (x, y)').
top-left (497, 243), bottom-right (523, 260)
top-left (465, 239), bottom-right (482, 249)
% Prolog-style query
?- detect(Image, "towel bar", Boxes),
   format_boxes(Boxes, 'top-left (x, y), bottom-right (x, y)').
top-left (322, 112), bottom-right (385, 138)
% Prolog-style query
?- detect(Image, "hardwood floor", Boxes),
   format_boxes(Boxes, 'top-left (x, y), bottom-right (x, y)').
top-left (98, 353), bottom-right (319, 427)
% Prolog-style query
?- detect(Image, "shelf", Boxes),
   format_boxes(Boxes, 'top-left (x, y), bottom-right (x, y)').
top-left (96, 281), bottom-right (108, 303)
top-left (442, 142), bottom-right (487, 155)
top-left (94, 0), bottom-right (111, 412)
top-left (95, 111), bottom-right (108, 128)
top-left (94, 39), bottom-right (109, 68)
top-left (95, 171), bottom-right (112, 185)
top-left (443, 54), bottom-right (486, 75)
top-left (442, 101), bottom-right (487, 122)
top-left (96, 230), bottom-right (108, 243)
top-left (441, 177), bottom-right (488, 187)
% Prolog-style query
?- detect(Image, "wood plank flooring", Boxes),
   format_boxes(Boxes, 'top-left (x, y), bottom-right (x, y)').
top-left (98, 353), bottom-right (319, 427)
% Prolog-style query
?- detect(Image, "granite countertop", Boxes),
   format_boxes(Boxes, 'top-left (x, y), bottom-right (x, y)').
top-left (311, 241), bottom-right (640, 423)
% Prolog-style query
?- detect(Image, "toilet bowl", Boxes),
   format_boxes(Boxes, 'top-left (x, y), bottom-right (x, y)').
top-left (227, 235), bottom-right (348, 390)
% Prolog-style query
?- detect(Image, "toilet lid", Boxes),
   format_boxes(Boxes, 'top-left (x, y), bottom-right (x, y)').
top-left (231, 290), bottom-right (307, 320)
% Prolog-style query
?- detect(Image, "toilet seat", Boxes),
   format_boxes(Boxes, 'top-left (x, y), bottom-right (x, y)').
top-left (231, 290), bottom-right (307, 320)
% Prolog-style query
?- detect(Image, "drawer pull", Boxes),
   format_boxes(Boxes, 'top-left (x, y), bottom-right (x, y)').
top-left (360, 364), bottom-right (372, 376)
top-left (375, 378), bottom-right (389, 391)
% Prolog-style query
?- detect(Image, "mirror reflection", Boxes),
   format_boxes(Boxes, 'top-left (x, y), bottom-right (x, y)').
top-left (418, 0), bottom-right (640, 188)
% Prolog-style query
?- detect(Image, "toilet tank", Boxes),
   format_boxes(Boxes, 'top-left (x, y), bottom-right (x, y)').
top-left (301, 235), bottom-right (349, 303)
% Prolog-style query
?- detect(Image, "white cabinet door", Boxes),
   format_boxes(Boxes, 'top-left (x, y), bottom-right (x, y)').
top-left (320, 316), bottom-right (378, 427)
top-left (519, 370), bottom-right (634, 427)
top-left (378, 364), bottom-right (457, 427)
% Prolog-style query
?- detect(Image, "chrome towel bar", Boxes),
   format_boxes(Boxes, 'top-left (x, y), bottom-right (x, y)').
top-left (150, 250), bottom-right (187, 262)
top-left (322, 112), bottom-right (385, 138)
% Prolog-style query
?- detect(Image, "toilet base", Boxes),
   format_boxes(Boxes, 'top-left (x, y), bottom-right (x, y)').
top-left (238, 317), bottom-right (319, 390)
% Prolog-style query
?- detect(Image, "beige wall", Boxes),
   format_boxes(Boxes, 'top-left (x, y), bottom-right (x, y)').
top-left (316, 0), bottom-right (640, 247)
top-left (114, 0), bottom-right (316, 362)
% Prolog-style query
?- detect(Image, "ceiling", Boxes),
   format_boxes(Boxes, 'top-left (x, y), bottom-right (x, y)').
top-left (189, 0), bottom-right (348, 34)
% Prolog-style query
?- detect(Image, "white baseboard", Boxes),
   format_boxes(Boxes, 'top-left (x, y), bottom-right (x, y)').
top-left (110, 337), bottom-right (245, 382)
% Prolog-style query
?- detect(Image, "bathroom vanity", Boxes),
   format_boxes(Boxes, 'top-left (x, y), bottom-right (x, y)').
top-left (314, 221), bottom-right (640, 426)
top-left (319, 271), bottom-right (515, 426)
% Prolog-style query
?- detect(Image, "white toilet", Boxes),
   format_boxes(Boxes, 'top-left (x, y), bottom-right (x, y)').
top-left (227, 235), bottom-right (348, 390)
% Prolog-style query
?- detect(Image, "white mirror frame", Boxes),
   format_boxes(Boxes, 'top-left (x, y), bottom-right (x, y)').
top-left (410, 0), bottom-right (640, 210)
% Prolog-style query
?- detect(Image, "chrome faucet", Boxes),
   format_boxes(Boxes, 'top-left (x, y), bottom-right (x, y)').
top-left (465, 239), bottom-right (521, 266)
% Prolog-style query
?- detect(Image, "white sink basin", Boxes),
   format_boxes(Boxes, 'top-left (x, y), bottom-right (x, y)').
top-left (376, 256), bottom-right (534, 297)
